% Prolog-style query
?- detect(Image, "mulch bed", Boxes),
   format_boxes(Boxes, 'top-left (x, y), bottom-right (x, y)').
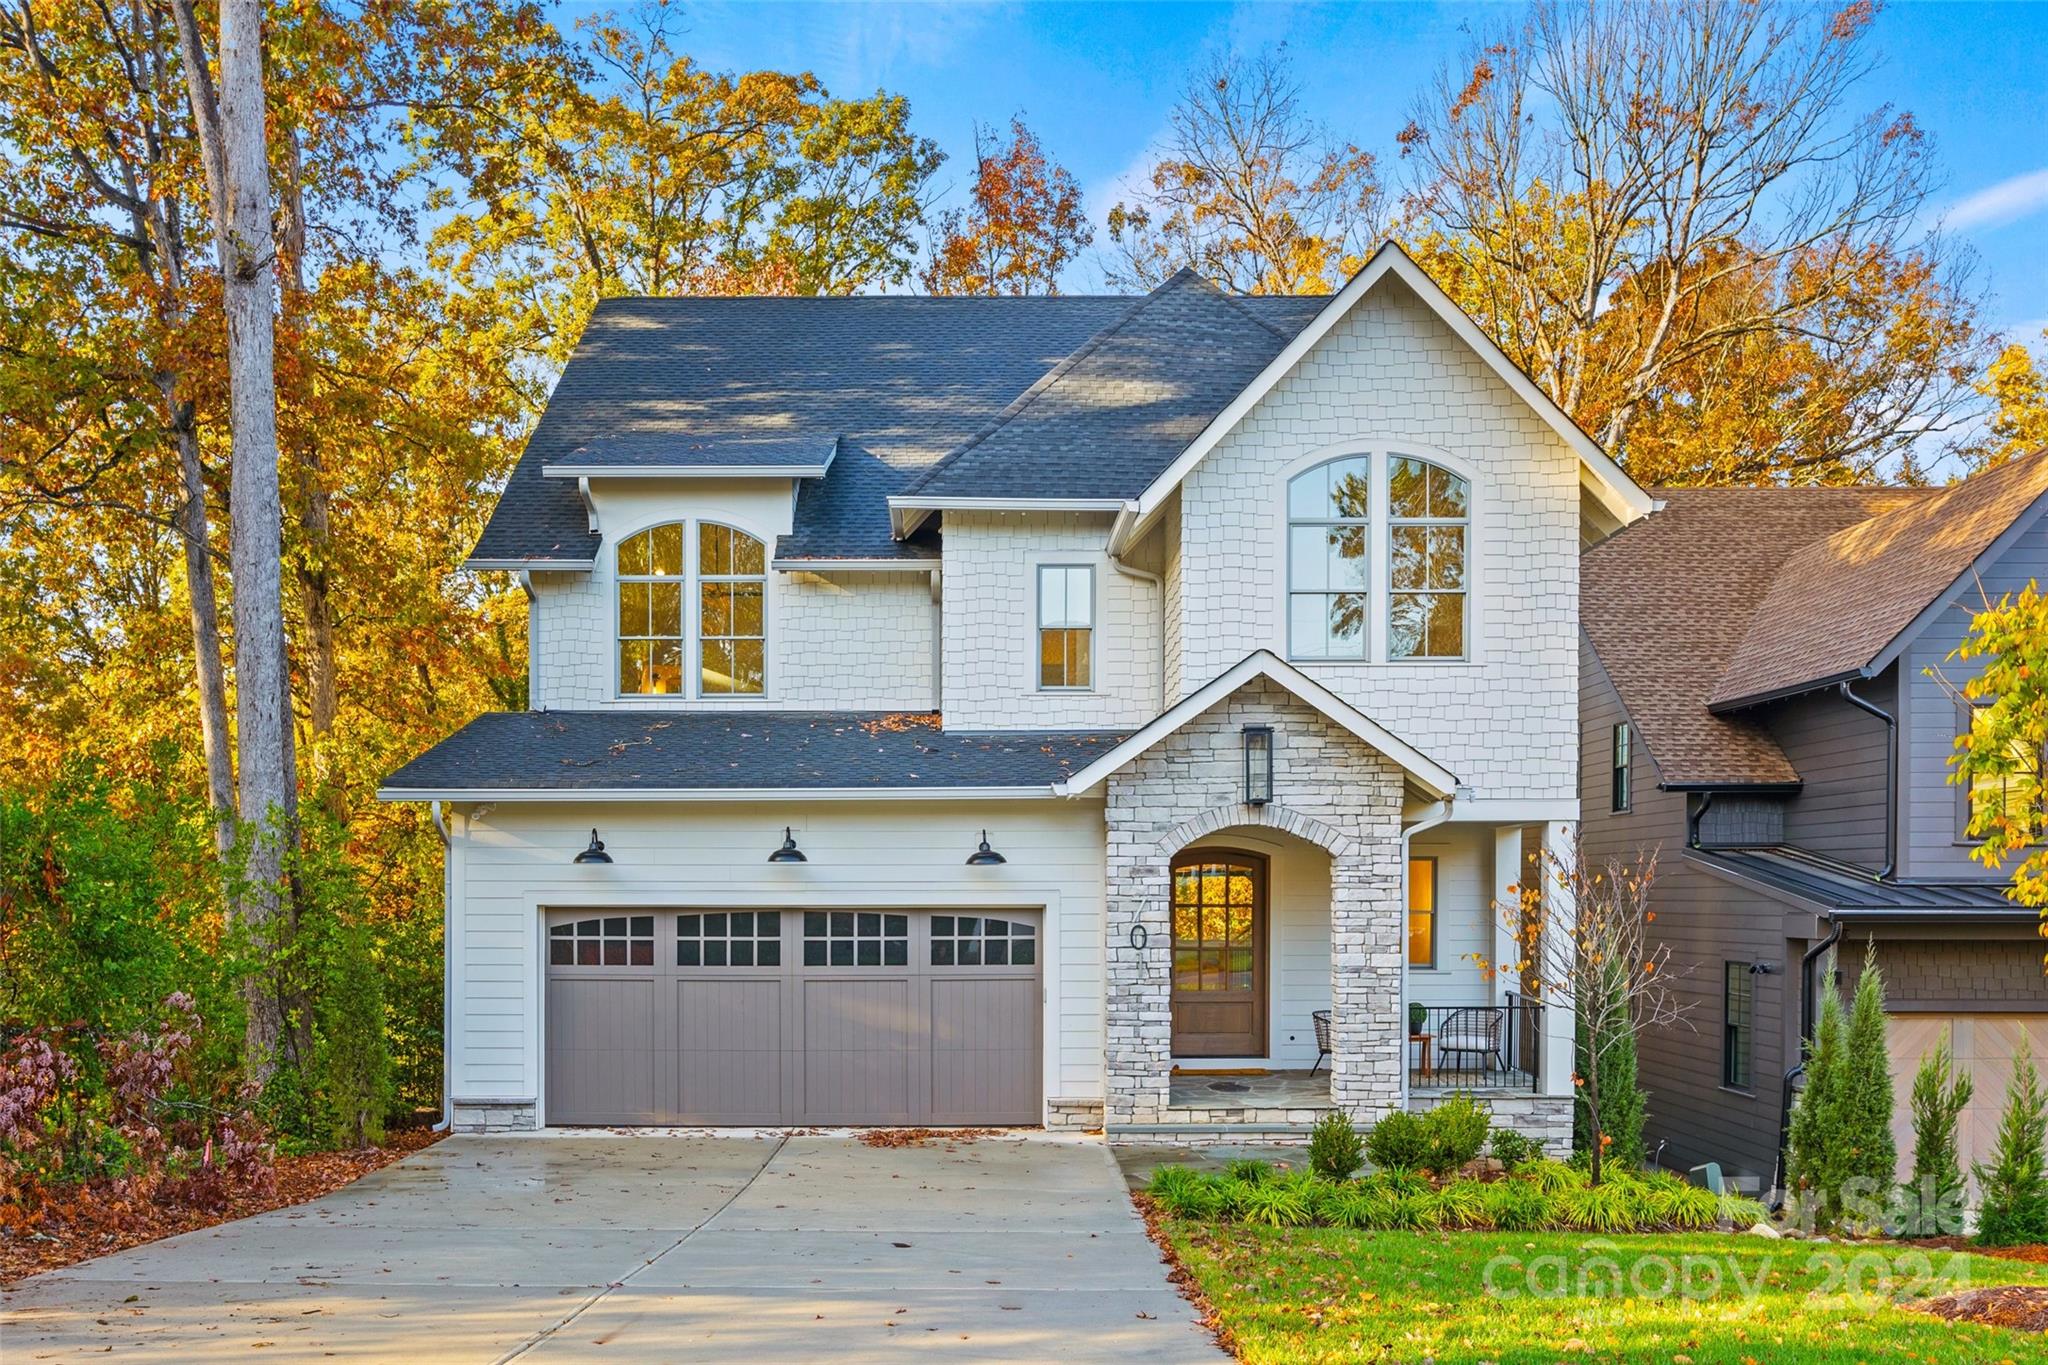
top-left (1914, 1236), bottom-right (2048, 1265)
top-left (0, 1127), bottom-right (442, 1286)
top-left (1915, 1285), bottom-right (2048, 1332)
top-left (857, 1127), bottom-right (1004, 1149)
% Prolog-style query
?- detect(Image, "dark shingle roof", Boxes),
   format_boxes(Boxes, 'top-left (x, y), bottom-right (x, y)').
top-left (1694, 845), bottom-right (2029, 921)
top-left (1582, 486), bottom-right (1930, 787)
top-left (900, 270), bottom-right (1303, 501)
top-left (380, 710), bottom-right (1128, 793)
top-left (542, 434), bottom-right (837, 475)
top-left (472, 292), bottom-right (1326, 565)
top-left (1710, 452), bottom-right (2048, 709)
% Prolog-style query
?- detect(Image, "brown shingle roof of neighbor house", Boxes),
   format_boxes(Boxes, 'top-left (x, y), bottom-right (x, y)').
top-left (1581, 484), bottom-right (1932, 788)
top-left (1709, 451), bottom-right (2048, 710)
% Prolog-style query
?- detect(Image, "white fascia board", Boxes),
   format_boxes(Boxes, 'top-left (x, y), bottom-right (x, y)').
top-left (886, 495), bottom-right (1133, 514)
top-left (465, 558), bottom-right (596, 573)
top-left (1123, 244), bottom-right (1654, 540)
top-left (1051, 649), bottom-right (1457, 800)
top-left (376, 784), bottom-right (1064, 804)
top-left (771, 558), bottom-right (940, 574)
top-left (541, 464), bottom-right (829, 480)
top-left (1441, 798), bottom-right (1581, 824)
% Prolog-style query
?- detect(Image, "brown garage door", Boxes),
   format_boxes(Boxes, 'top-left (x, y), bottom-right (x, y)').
top-left (544, 909), bottom-right (1042, 1126)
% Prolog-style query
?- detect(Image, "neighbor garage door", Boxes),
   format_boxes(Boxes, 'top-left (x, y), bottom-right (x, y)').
top-left (544, 909), bottom-right (1042, 1126)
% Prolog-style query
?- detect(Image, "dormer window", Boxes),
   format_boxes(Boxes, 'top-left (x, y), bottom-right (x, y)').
top-left (617, 523), bottom-right (684, 694)
top-left (615, 521), bottom-right (766, 697)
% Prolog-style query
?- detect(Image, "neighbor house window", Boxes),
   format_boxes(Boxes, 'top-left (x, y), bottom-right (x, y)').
top-left (1038, 564), bottom-right (1094, 688)
top-left (1723, 961), bottom-right (1753, 1090)
top-left (1407, 855), bottom-right (1437, 968)
top-left (617, 523), bottom-right (684, 694)
top-left (1287, 456), bottom-right (1371, 659)
top-left (1962, 701), bottom-right (2042, 840)
top-left (1388, 457), bottom-right (1469, 660)
top-left (697, 523), bottom-right (766, 695)
top-left (1612, 722), bottom-right (1633, 813)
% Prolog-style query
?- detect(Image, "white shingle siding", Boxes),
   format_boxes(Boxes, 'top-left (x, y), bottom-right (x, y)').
top-left (940, 511), bottom-right (1162, 730)
top-left (528, 477), bottom-right (935, 712)
top-left (1173, 278), bottom-right (1581, 802)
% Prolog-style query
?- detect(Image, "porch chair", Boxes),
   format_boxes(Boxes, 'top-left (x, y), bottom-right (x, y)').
top-left (1436, 1007), bottom-right (1507, 1075)
top-left (1309, 1009), bottom-right (1332, 1076)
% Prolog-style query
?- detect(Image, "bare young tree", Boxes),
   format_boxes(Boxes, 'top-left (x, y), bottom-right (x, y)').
top-left (1400, 0), bottom-right (1985, 483)
top-left (173, 0), bottom-right (298, 1079)
top-left (1489, 841), bottom-right (1690, 1184)
top-left (1106, 48), bottom-right (1382, 295)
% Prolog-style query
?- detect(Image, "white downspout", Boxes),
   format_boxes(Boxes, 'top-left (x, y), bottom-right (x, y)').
top-left (1107, 553), bottom-right (1165, 709)
top-left (430, 800), bottom-right (454, 1133)
top-left (1398, 798), bottom-right (1455, 1113)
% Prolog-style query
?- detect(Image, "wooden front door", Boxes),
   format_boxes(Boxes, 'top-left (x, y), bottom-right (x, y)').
top-left (1169, 851), bottom-right (1267, 1057)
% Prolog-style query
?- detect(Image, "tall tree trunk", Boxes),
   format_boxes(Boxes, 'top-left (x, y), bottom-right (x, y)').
top-left (278, 127), bottom-right (342, 819)
top-left (163, 387), bottom-right (236, 854)
top-left (178, 0), bottom-right (298, 1081)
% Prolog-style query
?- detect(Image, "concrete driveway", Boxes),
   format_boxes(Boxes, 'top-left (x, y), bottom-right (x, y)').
top-left (1, 1132), bottom-right (1224, 1362)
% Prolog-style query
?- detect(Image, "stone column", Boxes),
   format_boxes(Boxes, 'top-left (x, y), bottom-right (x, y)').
top-left (1328, 845), bottom-right (1403, 1122)
top-left (1104, 793), bottom-right (1173, 1125)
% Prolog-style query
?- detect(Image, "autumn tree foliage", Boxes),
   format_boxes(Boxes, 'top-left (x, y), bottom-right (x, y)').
top-left (1106, 49), bottom-right (1382, 295)
top-left (922, 116), bottom-right (1092, 296)
top-left (1969, 334), bottom-right (2048, 471)
top-left (1398, 0), bottom-right (1988, 485)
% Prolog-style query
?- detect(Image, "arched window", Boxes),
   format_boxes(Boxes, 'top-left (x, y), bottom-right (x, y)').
top-left (697, 523), bottom-right (766, 695)
top-left (617, 523), bottom-right (683, 694)
top-left (1387, 457), bottom-right (1468, 660)
top-left (1286, 455), bottom-right (1371, 659)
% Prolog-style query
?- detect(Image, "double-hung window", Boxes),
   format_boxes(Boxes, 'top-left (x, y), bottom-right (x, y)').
top-left (1387, 457), bottom-right (1469, 660)
top-left (1962, 701), bottom-right (2042, 840)
top-left (1723, 962), bottom-right (1754, 1090)
top-left (1038, 565), bottom-right (1094, 689)
top-left (1612, 722), bottom-right (1633, 813)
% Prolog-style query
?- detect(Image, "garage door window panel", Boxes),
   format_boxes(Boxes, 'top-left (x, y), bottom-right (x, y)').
top-left (550, 915), bottom-right (655, 967)
top-left (677, 911), bottom-right (781, 967)
top-left (803, 910), bottom-right (909, 967)
top-left (931, 915), bottom-right (1035, 967)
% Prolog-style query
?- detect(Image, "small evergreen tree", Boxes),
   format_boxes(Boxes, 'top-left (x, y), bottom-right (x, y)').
top-left (1308, 1110), bottom-right (1363, 1181)
top-left (1898, 1026), bottom-right (1973, 1237)
top-left (1574, 959), bottom-right (1647, 1170)
top-left (1837, 947), bottom-right (1897, 1229)
top-left (1785, 959), bottom-right (1846, 1224)
top-left (1975, 1035), bottom-right (2048, 1247)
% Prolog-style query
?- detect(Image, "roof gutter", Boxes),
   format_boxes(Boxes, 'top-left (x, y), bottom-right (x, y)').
top-left (1837, 680), bottom-right (1897, 880)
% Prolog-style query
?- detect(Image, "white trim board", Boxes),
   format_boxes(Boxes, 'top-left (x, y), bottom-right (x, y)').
top-left (377, 784), bottom-right (1071, 804)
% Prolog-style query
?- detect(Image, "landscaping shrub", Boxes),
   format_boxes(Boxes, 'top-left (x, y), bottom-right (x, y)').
top-left (1365, 1109), bottom-right (1430, 1172)
top-left (1146, 1165), bottom-right (1221, 1219)
top-left (1430, 1178), bottom-right (1490, 1229)
top-left (1785, 959), bottom-right (1847, 1225)
top-left (1898, 1024), bottom-right (1972, 1238)
top-left (1421, 1094), bottom-right (1491, 1175)
top-left (1225, 1157), bottom-right (1272, 1185)
top-left (1557, 1177), bottom-right (1644, 1233)
top-left (1976, 1035), bottom-right (2048, 1247)
top-left (1574, 955), bottom-right (1647, 1171)
top-left (1482, 1177), bottom-right (1554, 1231)
top-left (1488, 1128), bottom-right (1542, 1168)
top-left (1836, 949), bottom-right (1897, 1228)
top-left (1309, 1109), bottom-right (1363, 1180)
top-left (1239, 1173), bottom-right (1320, 1228)
top-left (1516, 1157), bottom-right (1588, 1195)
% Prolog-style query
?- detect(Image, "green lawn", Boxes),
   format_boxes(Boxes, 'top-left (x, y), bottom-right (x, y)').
top-left (1161, 1221), bottom-right (2048, 1364)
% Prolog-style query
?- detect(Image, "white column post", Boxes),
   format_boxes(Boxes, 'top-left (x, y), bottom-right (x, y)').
top-left (1539, 820), bottom-right (1578, 1099)
top-left (1490, 825), bottom-right (1523, 1011)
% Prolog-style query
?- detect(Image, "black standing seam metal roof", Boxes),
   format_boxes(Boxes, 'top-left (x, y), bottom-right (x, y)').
top-left (471, 292), bottom-right (1327, 566)
top-left (1690, 845), bottom-right (2027, 919)
top-left (379, 710), bottom-right (1131, 793)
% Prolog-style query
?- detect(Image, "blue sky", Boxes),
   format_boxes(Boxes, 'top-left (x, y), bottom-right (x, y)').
top-left (559, 0), bottom-right (2048, 345)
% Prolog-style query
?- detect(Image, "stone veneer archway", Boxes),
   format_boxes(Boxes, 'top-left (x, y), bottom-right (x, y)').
top-left (1103, 675), bottom-right (1407, 1125)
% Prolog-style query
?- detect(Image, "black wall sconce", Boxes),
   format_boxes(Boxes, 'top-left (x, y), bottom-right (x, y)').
top-left (965, 831), bottom-right (1007, 866)
top-left (572, 829), bottom-right (613, 864)
top-left (767, 827), bottom-right (807, 863)
top-left (1243, 724), bottom-right (1274, 806)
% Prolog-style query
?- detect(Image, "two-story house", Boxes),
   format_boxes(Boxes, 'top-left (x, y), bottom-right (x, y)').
top-left (1579, 453), bottom-right (2048, 1192)
top-left (381, 245), bottom-right (1653, 1145)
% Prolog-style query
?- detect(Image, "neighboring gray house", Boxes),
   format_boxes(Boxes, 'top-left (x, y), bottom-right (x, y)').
top-left (381, 244), bottom-right (1656, 1143)
top-left (1579, 453), bottom-right (2048, 1191)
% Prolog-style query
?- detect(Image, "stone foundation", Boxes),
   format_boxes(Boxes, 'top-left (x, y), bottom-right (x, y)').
top-left (1045, 1098), bottom-right (1105, 1130)
top-left (1411, 1090), bottom-right (1573, 1157)
top-left (451, 1099), bottom-right (538, 1133)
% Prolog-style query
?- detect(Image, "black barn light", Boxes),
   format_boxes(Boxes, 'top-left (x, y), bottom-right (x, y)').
top-left (965, 831), bottom-right (1007, 866)
top-left (768, 827), bottom-right (808, 863)
top-left (1243, 725), bottom-right (1274, 806)
top-left (572, 829), bottom-right (613, 864)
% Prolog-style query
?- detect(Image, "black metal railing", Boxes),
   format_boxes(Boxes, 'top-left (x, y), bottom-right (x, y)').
top-left (1405, 995), bottom-right (1543, 1092)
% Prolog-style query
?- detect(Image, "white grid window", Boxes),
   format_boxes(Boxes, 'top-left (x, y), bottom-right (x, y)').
top-left (1037, 565), bottom-right (1094, 689)
top-left (1286, 456), bottom-right (1371, 659)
